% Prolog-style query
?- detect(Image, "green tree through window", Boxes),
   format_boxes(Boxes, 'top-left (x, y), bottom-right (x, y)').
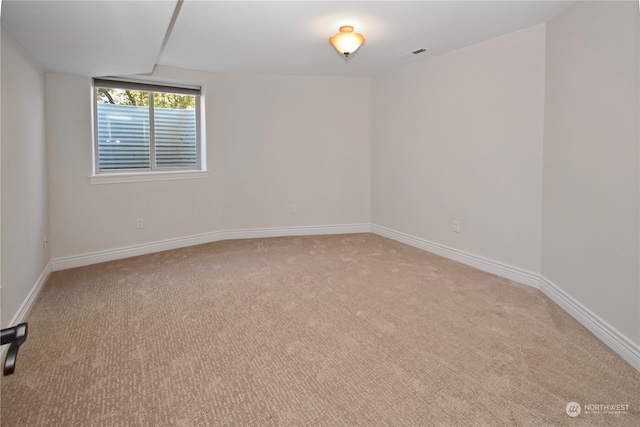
top-left (97, 88), bottom-right (195, 109)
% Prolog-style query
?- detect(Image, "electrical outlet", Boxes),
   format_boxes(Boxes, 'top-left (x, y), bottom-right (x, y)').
top-left (136, 218), bottom-right (144, 229)
top-left (290, 205), bottom-right (296, 214)
top-left (453, 220), bottom-right (461, 233)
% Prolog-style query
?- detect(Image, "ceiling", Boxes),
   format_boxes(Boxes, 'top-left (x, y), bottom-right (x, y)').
top-left (1, 1), bottom-right (573, 78)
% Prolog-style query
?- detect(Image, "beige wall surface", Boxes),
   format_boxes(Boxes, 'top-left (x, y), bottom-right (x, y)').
top-left (46, 67), bottom-right (371, 259)
top-left (371, 24), bottom-right (546, 273)
top-left (542, 1), bottom-right (639, 344)
top-left (1, 31), bottom-right (49, 326)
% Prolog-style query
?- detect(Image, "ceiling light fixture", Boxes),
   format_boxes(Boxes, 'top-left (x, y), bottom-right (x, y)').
top-left (329, 25), bottom-right (365, 60)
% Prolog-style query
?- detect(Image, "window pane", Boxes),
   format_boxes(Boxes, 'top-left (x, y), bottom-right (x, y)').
top-left (154, 92), bottom-right (197, 168)
top-left (96, 88), bottom-right (150, 170)
top-left (94, 82), bottom-right (201, 173)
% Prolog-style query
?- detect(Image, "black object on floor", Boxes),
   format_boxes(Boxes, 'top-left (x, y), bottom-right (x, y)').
top-left (1, 323), bottom-right (28, 376)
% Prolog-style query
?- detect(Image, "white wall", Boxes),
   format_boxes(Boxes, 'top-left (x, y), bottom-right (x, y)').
top-left (371, 24), bottom-right (546, 273)
top-left (47, 67), bottom-right (371, 259)
top-left (1, 9), bottom-right (3, 329)
top-left (1, 30), bottom-right (49, 327)
top-left (542, 1), bottom-right (639, 345)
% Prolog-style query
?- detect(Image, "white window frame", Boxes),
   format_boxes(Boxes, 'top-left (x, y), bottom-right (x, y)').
top-left (91, 78), bottom-right (207, 184)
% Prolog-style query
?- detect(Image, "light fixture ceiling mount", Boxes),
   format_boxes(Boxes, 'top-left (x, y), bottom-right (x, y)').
top-left (329, 25), bottom-right (366, 60)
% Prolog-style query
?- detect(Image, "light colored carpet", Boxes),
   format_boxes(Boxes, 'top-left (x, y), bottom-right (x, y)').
top-left (1, 233), bottom-right (638, 426)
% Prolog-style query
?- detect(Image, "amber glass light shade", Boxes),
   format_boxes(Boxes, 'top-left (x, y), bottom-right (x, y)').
top-left (329, 26), bottom-right (365, 58)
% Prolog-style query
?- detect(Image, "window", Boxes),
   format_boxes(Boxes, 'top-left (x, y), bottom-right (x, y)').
top-left (93, 79), bottom-right (203, 178)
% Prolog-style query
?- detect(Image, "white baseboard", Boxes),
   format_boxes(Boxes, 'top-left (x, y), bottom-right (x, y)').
top-left (1, 261), bottom-right (52, 361)
top-left (371, 224), bottom-right (540, 288)
top-left (371, 223), bottom-right (640, 372)
top-left (51, 223), bottom-right (372, 271)
top-left (32, 222), bottom-right (640, 373)
top-left (539, 276), bottom-right (640, 371)
top-left (8, 261), bottom-right (52, 326)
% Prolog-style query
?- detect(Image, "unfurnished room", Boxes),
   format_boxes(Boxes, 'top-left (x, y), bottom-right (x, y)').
top-left (1, 1), bottom-right (639, 425)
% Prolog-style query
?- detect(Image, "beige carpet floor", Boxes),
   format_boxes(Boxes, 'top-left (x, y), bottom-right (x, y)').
top-left (1, 233), bottom-right (638, 426)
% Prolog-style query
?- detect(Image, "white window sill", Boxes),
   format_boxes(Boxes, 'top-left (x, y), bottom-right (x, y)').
top-left (89, 170), bottom-right (208, 185)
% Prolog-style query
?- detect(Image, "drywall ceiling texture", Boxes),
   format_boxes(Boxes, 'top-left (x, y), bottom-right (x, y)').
top-left (371, 24), bottom-right (546, 274)
top-left (0, 0), bottom-right (176, 76)
top-left (45, 68), bottom-right (371, 259)
top-left (160, 0), bottom-right (572, 76)
top-left (0, 0), bottom-right (573, 77)
top-left (1, 31), bottom-right (49, 326)
top-left (542, 1), bottom-right (640, 345)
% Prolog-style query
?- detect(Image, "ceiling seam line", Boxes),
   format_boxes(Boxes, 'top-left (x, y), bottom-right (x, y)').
top-left (153, 0), bottom-right (185, 73)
